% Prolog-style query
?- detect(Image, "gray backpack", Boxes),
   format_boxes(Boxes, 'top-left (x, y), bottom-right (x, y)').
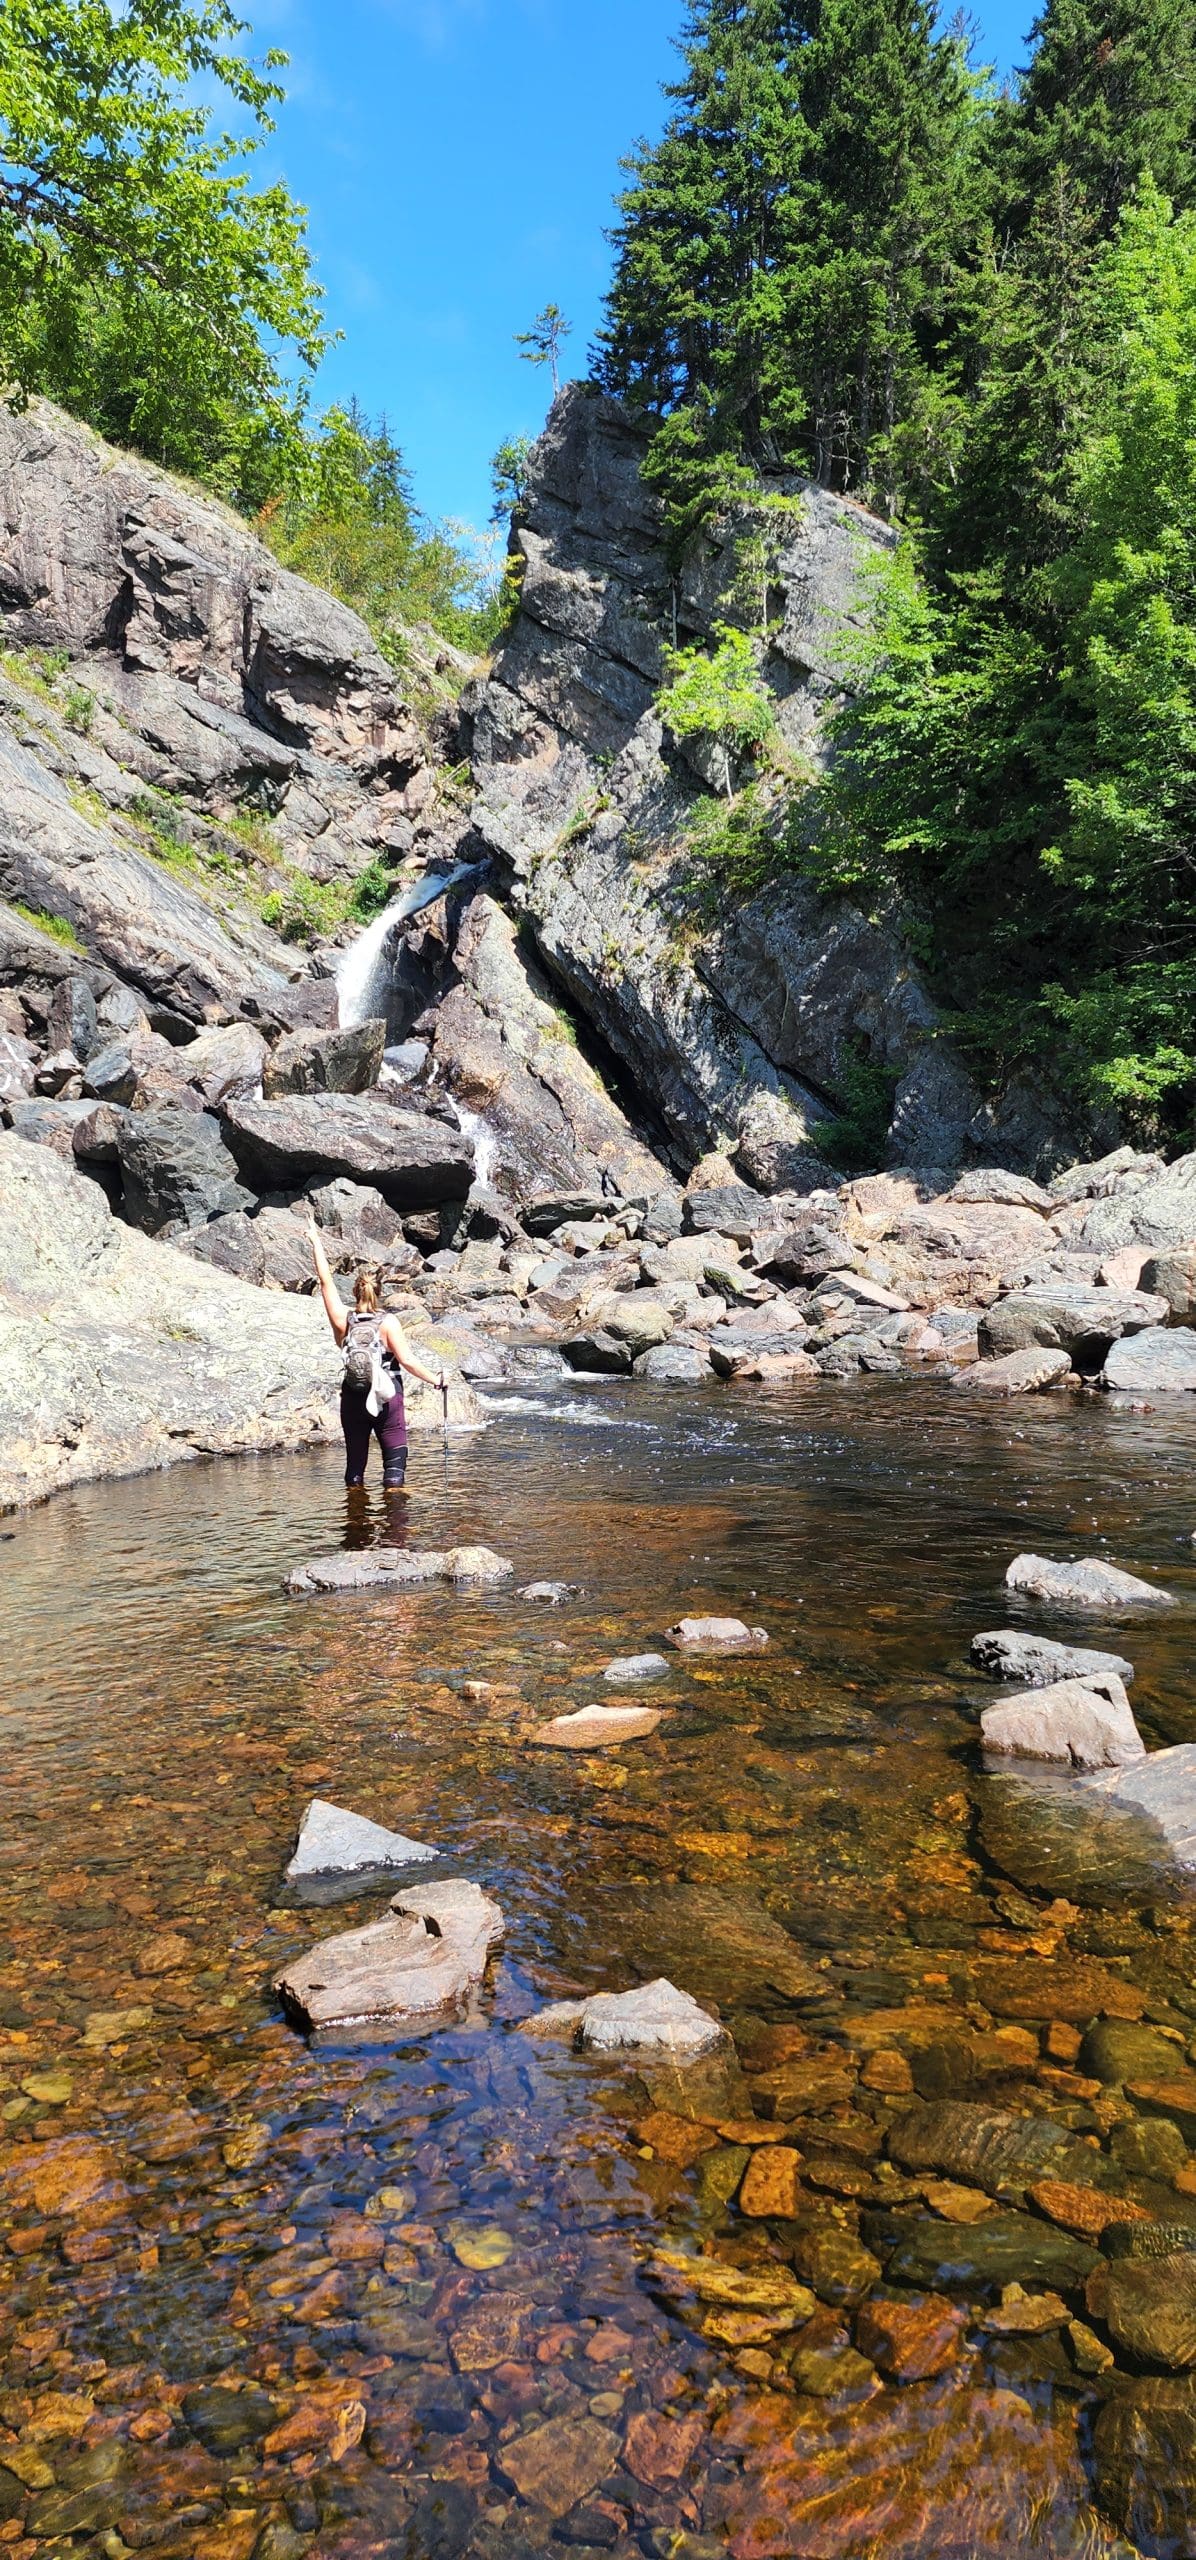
top-left (343, 1311), bottom-right (383, 1393)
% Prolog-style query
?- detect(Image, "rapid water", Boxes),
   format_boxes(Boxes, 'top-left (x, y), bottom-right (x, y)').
top-left (6, 1380), bottom-right (1196, 2556)
top-left (336, 862), bottom-right (486, 1029)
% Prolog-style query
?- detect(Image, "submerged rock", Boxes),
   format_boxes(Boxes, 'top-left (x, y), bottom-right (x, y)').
top-left (529, 1702), bottom-right (667, 1749)
top-left (887, 2101), bottom-right (1089, 2198)
top-left (979, 1673), bottom-right (1145, 1770)
top-left (517, 1580), bottom-right (583, 1604)
top-left (1084, 1745), bottom-right (1196, 1867)
top-left (604, 1653), bottom-right (671, 1682)
top-left (1005, 1552), bottom-right (1176, 1610)
top-left (525, 1977), bottom-right (727, 2058)
top-left (1095, 2375), bottom-right (1196, 2554)
top-left (287, 1545), bottom-right (513, 1596)
top-left (979, 1767), bottom-right (1176, 1905)
top-left (971, 1629), bottom-right (1135, 1686)
top-left (881, 2210), bottom-right (1100, 2298)
top-left (285, 1798), bottom-right (438, 1881)
top-left (275, 1880), bottom-right (503, 2034)
top-left (965, 1346), bottom-right (1071, 1395)
top-left (1089, 2254), bottom-right (1196, 2369)
top-left (666, 1616), bottom-right (770, 1651)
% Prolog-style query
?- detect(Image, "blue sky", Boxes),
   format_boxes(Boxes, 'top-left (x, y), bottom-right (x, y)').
top-left (255, 0), bottom-right (1035, 534)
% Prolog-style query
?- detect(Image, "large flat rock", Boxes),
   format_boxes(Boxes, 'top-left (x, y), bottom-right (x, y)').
top-left (287, 1545), bottom-right (512, 1597)
top-left (0, 1130), bottom-right (335, 1509)
top-left (971, 1630), bottom-right (1135, 1686)
top-left (980, 1674), bottom-right (1144, 1770)
top-left (980, 1286), bottom-right (1167, 1361)
top-left (1105, 1326), bottom-right (1196, 1393)
top-left (1006, 1553), bottom-right (1176, 1610)
top-left (1084, 1745), bottom-right (1196, 1867)
top-left (275, 1880), bottom-right (504, 2034)
top-left (528, 1702), bottom-right (667, 1749)
top-left (222, 1092), bottom-right (474, 1205)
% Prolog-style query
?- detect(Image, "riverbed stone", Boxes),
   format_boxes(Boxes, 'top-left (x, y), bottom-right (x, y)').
top-left (666, 1617), bottom-right (770, 1651)
top-left (979, 1768), bottom-right (1175, 1904)
top-left (529, 1702), bottom-right (667, 1749)
top-left (1027, 2178), bottom-right (1154, 2242)
top-left (1080, 2020), bottom-right (1185, 2085)
top-left (887, 2101), bottom-right (1088, 2196)
top-left (526, 1978), bottom-right (728, 2059)
top-left (882, 2210), bottom-right (1099, 2296)
top-left (980, 1673), bottom-right (1145, 1769)
top-left (790, 2224), bottom-right (882, 2306)
top-left (1095, 2375), bottom-right (1196, 2553)
top-left (499, 2413), bottom-right (619, 2517)
top-left (971, 1629), bottom-right (1135, 1686)
top-left (275, 1879), bottom-right (504, 2034)
top-left (1089, 2253), bottom-right (1196, 2368)
top-left (604, 1652), bottom-right (671, 1682)
top-left (1083, 1745), bottom-right (1196, 1868)
top-left (966, 1346), bottom-right (1072, 1395)
top-left (286, 1543), bottom-right (510, 1596)
top-left (636, 1342), bottom-right (708, 1382)
top-left (1126, 2077), bottom-right (1196, 2143)
top-left (1105, 1327), bottom-right (1196, 1393)
top-left (1005, 1552), bottom-right (1177, 1609)
top-left (285, 1799), bottom-right (439, 1881)
top-left (854, 2295), bottom-right (965, 2381)
top-left (739, 2146), bottom-right (803, 2219)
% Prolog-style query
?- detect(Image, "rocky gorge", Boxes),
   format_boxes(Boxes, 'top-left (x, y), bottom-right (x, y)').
top-left (5, 390), bottom-right (1196, 1508)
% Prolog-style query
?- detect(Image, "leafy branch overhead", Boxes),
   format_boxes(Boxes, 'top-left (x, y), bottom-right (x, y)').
top-left (658, 625), bottom-right (778, 800)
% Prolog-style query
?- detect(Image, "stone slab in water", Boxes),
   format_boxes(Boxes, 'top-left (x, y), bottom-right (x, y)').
top-left (882, 2209), bottom-right (1100, 2297)
top-left (1088, 2254), bottom-right (1196, 2369)
top-left (1095, 2375), bottom-right (1196, 2553)
top-left (1006, 1552), bottom-right (1176, 1609)
top-left (1084, 1743), bottom-right (1196, 1867)
top-left (275, 1879), bottom-right (503, 2034)
top-left (666, 1617), bottom-right (769, 1651)
top-left (966, 1347), bottom-right (1072, 1396)
top-left (980, 1768), bottom-right (1177, 1905)
top-left (1105, 1325), bottom-right (1196, 1393)
top-left (971, 1629), bottom-right (1135, 1686)
top-left (526, 1977), bottom-right (727, 2059)
top-left (285, 1798), bottom-right (438, 1882)
top-left (604, 1653), bottom-right (671, 1682)
top-left (529, 1702), bottom-right (666, 1750)
top-left (554, 1880), bottom-right (819, 2011)
top-left (980, 1674), bottom-right (1145, 1770)
top-left (286, 1545), bottom-right (512, 1597)
top-left (887, 2101), bottom-right (1089, 2197)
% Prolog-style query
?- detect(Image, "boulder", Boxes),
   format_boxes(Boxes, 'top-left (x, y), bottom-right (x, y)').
top-left (1105, 1327), bottom-right (1196, 1393)
top-left (604, 1653), bottom-right (671, 1682)
top-left (980, 1674), bottom-right (1145, 1770)
top-left (666, 1616), bottom-right (769, 1651)
top-left (529, 1702), bottom-right (667, 1749)
top-left (0, 1027), bottom-right (36, 1100)
top-left (175, 1210), bottom-right (266, 1286)
top-left (305, 1176), bottom-right (409, 1261)
top-left (979, 1286), bottom-right (1168, 1363)
top-left (81, 1040), bottom-right (140, 1106)
top-left (0, 1129), bottom-right (333, 1510)
top-left (971, 1630), bottom-right (1135, 1686)
top-left (180, 1020), bottom-right (268, 1107)
top-left (1075, 1152), bottom-right (1196, 1253)
top-left (1141, 1246), bottom-right (1196, 1323)
top-left (285, 1799), bottom-right (439, 1881)
top-left (966, 1347), bottom-right (1072, 1396)
top-left (116, 1106), bottom-right (253, 1234)
top-left (561, 1329), bottom-right (633, 1374)
top-left (949, 1169), bottom-right (1054, 1210)
top-left (635, 1342), bottom-right (708, 1382)
top-left (263, 1018), bottom-right (386, 1098)
top-left (1083, 1745), bottom-right (1196, 1868)
top-left (250, 1205), bottom-right (314, 1294)
top-left (517, 1580), bottom-right (582, 1604)
top-left (684, 1183), bottom-right (767, 1240)
top-left (222, 1092), bottom-right (474, 1206)
top-left (287, 1544), bottom-right (510, 1597)
top-left (46, 973), bottom-right (99, 1063)
top-left (525, 1978), bottom-right (727, 2058)
top-left (275, 1880), bottom-right (504, 2034)
top-left (1006, 1553), bottom-right (1176, 1610)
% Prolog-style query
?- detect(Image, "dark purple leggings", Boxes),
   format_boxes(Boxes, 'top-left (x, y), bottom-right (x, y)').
top-left (340, 1382), bottom-right (408, 1488)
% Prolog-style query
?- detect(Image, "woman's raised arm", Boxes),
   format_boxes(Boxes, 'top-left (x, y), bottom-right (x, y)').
top-left (307, 1219), bottom-right (350, 1342)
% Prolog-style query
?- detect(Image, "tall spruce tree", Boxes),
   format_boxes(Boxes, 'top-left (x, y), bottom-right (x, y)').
top-left (997, 0), bottom-right (1196, 239)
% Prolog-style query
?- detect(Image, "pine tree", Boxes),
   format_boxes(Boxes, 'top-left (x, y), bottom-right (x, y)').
top-left (997, 0), bottom-right (1196, 240)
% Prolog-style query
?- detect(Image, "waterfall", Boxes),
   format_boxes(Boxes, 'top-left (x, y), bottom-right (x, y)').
top-left (449, 1097), bottom-right (499, 1193)
top-left (335, 859), bottom-right (487, 1028)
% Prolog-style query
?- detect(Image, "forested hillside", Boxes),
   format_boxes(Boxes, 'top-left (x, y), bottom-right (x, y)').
top-left (599, 0), bottom-right (1196, 1141)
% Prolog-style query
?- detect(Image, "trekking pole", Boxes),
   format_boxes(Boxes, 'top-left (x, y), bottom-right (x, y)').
top-left (440, 1373), bottom-right (450, 1487)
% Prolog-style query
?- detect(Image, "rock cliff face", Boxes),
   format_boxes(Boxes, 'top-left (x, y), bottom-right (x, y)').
top-left (455, 386), bottom-right (1089, 1184)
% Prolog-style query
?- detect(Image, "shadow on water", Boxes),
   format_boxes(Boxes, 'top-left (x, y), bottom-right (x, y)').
top-left (4, 1378), bottom-right (1196, 2554)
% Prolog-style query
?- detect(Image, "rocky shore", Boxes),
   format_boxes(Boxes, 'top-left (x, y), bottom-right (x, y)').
top-left (5, 394), bottom-right (1196, 1506)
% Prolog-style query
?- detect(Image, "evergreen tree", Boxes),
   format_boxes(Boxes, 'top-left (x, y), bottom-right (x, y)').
top-left (996, 0), bottom-right (1196, 240)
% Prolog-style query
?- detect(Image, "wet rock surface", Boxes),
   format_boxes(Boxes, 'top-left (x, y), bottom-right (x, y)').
top-left (979, 1672), bottom-right (1145, 1769)
top-left (276, 1880), bottom-right (504, 2033)
top-left (1006, 1552), bottom-right (1177, 1609)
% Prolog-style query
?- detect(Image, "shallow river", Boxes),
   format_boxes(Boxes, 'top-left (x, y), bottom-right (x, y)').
top-left (6, 1377), bottom-right (1196, 2560)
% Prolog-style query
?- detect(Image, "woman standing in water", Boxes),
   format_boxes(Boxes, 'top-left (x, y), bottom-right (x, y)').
top-left (308, 1221), bottom-right (446, 1491)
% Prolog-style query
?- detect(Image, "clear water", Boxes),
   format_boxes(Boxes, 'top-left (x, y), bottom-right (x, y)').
top-left (5, 1378), bottom-right (1196, 2559)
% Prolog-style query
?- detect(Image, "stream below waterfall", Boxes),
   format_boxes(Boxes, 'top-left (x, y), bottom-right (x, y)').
top-left (6, 1378), bottom-right (1196, 2558)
